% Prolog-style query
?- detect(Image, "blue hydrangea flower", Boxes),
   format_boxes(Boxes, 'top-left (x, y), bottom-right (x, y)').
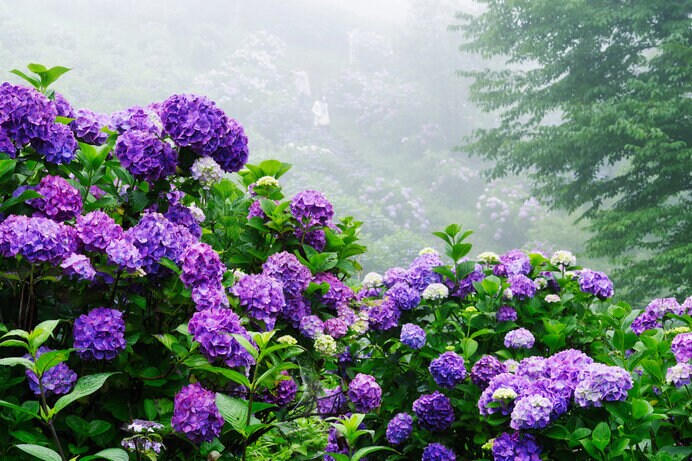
top-left (171, 382), bottom-right (224, 444)
top-left (73, 307), bottom-right (126, 360)
top-left (232, 274), bottom-right (285, 330)
top-left (400, 323), bottom-right (426, 349)
top-left (422, 443), bottom-right (456, 461)
top-left (429, 351), bottom-right (467, 389)
top-left (385, 412), bottom-right (413, 445)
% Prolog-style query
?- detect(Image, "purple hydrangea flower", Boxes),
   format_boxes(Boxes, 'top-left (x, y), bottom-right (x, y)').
top-left (516, 356), bottom-right (548, 380)
top-left (299, 315), bottom-right (324, 338)
top-left (105, 238), bottom-right (142, 273)
top-left (429, 351), bottom-right (467, 389)
top-left (232, 274), bottom-right (286, 330)
top-left (507, 274), bottom-right (536, 299)
top-left (578, 269), bottom-right (614, 299)
top-left (73, 307), bottom-right (126, 360)
top-left (179, 242), bottom-right (226, 289)
top-left (324, 317), bottom-right (348, 339)
top-left (408, 253), bottom-right (443, 293)
top-left (165, 203), bottom-right (202, 239)
top-left (631, 298), bottom-right (684, 335)
top-left (261, 371), bottom-right (298, 407)
top-left (510, 394), bottom-right (553, 430)
top-left (324, 425), bottom-right (348, 461)
top-left (348, 373), bottom-right (382, 413)
top-left (290, 190), bottom-right (334, 227)
top-left (526, 378), bottom-right (571, 417)
top-left (383, 267), bottom-right (410, 288)
top-left (574, 363), bottom-right (633, 407)
top-left (496, 306), bottom-right (517, 322)
top-left (171, 382), bottom-right (224, 444)
top-left (400, 323), bottom-right (426, 349)
top-left (53, 92), bottom-right (74, 118)
top-left (493, 250), bottom-right (531, 277)
top-left (471, 355), bottom-right (508, 389)
top-left (545, 349), bottom-right (594, 396)
top-left (191, 156), bottom-right (224, 189)
top-left (296, 228), bottom-right (327, 251)
top-left (478, 373), bottom-right (530, 416)
top-left (247, 200), bottom-right (266, 220)
top-left (387, 281), bottom-right (420, 310)
top-left (666, 363), bottom-right (692, 388)
top-left (413, 391), bottom-right (455, 432)
top-left (0, 128), bottom-right (15, 157)
top-left (671, 332), bottom-right (692, 363)
top-left (31, 122), bottom-right (78, 164)
top-left (504, 328), bottom-right (535, 349)
top-left (492, 432), bottom-right (542, 461)
top-left (450, 263), bottom-right (485, 298)
top-left (0, 215), bottom-right (73, 264)
top-left (76, 211), bottom-right (124, 252)
top-left (210, 118), bottom-right (249, 173)
top-left (109, 106), bottom-right (163, 135)
top-left (114, 130), bottom-right (177, 183)
top-left (262, 251), bottom-right (312, 298)
top-left (317, 387), bottom-right (347, 416)
top-left (60, 253), bottom-right (96, 281)
top-left (28, 175), bottom-right (83, 221)
top-left (313, 272), bottom-right (355, 310)
top-left (386, 413), bottom-right (413, 445)
top-left (125, 212), bottom-right (195, 274)
top-left (24, 346), bottom-right (77, 396)
top-left (0, 82), bottom-right (58, 148)
top-left (188, 307), bottom-right (255, 367)
top-left (282, 295), bottom-right (312, 327)
top-left (336, 305), bottom-right (358, 326)
top-left (159, 94), bottom-right (228, 154)
top-left (191, 282), bottom-right (230, 310)
top-left (69, 108), bottom-right (109, 145)
top-left (422, 443), bottom-right (456, 461)
top-left (365, 297), bottom-right (400, 331)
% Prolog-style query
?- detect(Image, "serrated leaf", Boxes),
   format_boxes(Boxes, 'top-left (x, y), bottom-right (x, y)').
top-left (215, 393), bottom-right (248, 435)
top-left (14, 444), bottom-right (61, 461)
top-left (592, 421), bottom-right (611, 451)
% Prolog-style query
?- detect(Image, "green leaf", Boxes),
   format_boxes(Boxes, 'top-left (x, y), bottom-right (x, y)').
top-left (10, 69), bottom-right (41, 88)
top-left (81, 448), bottom-right (130, 461)
top-left (0, 400), bottom-right (40, 420)
top-left (215, 393), bottom-right (248, 436)
top-left (571, 427), bottom-right (591, 440)
top-left (0, 189), bottom-right (42, 213)
top-left (2, 329), bottom-right (29, 340)
top-left (154, 333), bottom-right (179, 351)
top-left (610, 438), bottom-right (630, 457)
top-left (231, 334), bottom-right (259, 360)
top-left (592, 421), bottom-right (611, 451)
top-left (28, 320), bottom-right (61, 350)
top-left (52, 372), bottom-right (118, 415)
top-left (351, 446), bottom-right (398, 461)
top-left (0, 159), bottom-right (16, 180)
top-left (35, 349), bottom-right (71, 375)
top-left (460, 337), bottom-right (478, 359)
top-left (0, 339), bottom-right (29, 350)
top-left (14, 444), bottom-right (61, 461)
top-left (631, 398), bottom-right (653, 419)
top-left (543, 424), bottom-right (570, 440)
top-left (41, 66), bottom-right (71, 88)
top-left (27, 63), bottom-right (48, 73)
top-left (0, 357), bottom-right (36, 370)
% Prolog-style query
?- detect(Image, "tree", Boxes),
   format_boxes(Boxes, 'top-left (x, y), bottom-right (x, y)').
top-left (454, 0), bottom-right (692, 302)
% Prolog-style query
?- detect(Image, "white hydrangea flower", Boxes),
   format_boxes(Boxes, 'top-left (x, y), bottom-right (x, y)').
top-left (188, 203), bottom-right (206, 223)
top-left (477, 251), bottom-right (500, 264)
top-left (492, 387), bottom-right (518, 401)
top-left (418, 247), bottom-right (439, 256)
top-left (534, 277), bottom-right (548, 289)
top-left (351, 319), bottom-right (369, 335)
top-left (503, 288), bottom-right (514, 300)
top-left (277, 335), bottom-right (297, 345)
top-left (255, 175), bottom-right (280, 188)
top-left (314, 334), bottom-right (338, 356)
top-left (550, 250), bottom-right (576, 268)
top-left (190, 156), bottom-right (224, 189)
top-left (564, 271), bottom-right (578, 279)
top-left (362, 272), bottom-right (383, 289)
top-left (422, 283), bottom-right (449, 301)
top-left (545, 294), bottom-right (561, 303)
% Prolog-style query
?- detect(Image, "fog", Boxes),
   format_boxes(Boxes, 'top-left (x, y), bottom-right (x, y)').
top-left (0, 0), bottom-right (594, 272)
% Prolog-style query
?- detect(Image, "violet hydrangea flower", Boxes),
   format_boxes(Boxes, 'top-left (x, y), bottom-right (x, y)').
top-left (0, 215), bottom-right (73, 264)
top-left (408, 253), bottom-right (443, 293)
top-left (283, 295), bottom-right (312, 327)
top-left (348, 373), bottom-right (382, 413)
top-left (171, 382), bottom-right (224, 444)
top-left (494, 249), bottom-right (531, 277)
top-left (105, 238), bottom-right (142, 273)
top-left (504, 328), bottom-right (535, 349)
top-left (478, 373), bottom-right (530, 416)
top-left (179, 242), bottom-right (226, 289)
top-left (413, 391), bottom-right (455, 432)
top-left (516, 356), bottom-right (548, 380)
top-left (573, 363), bottom-right (633, 407)
top-left (165, 203), bottom-right (203, 239)
top-left (76, 211), bottom-right (124, 252)
top-left (190, 156), bottom-right (224, 189)
top-left (510, 394), bottom-right (553, 430)
top-left (492, 432), bottom-right (542, 461)
top-left (578, 269), bottom-right (614, 299)
top-left (471, 355), bottom-right (508, 389)
top-left (60, 253), bottom-right (96, 281)
top-left (261, 371), bottom-right (298, 406)
top-left (28, 175), bottom-right (82, 221)
top-left (31, 122), bottom-right (78, 164)
top-left (383, 267), bottom-right (410, 287)
top-left (666, 363), bottom-right (692, 388)
top-left (188, 307), bottom-right (255, 367)
top-left (114, 130), bottom-right (177, 183)
top-left (125, 212), bottom-right (195, 274)
top-left (262, 251), bottom-right (312, 298)
top-left (290, 189), bottom-right (334, 227)
top-left (365, 297), bottom-right (400, 331)
top-left (299, 315), bottom-right (324, 339)
top-left (671, 332), bottom-right (692, 363)
top-left (318, 387), bottom-right (347, 416)
top-left (400, 323), bottom-right (426, 349)
top-left (191, 282), bottom-right (230, 310)
top-left (385, 413), bottom-right (413, 445)
top-left (232, 274), bottom-right (285, 330)
top-left (69, 108), bottom-right (109, 145)
top-left (429, 351), bottom-right (467, 389)
top-left (313, 272), bottom-right (355, 310)
top-left (73, 307), bottom-right (126, 360)
top-left (507, 274), bottom-right (536, 299)
top-left (422, 443), bottom-right (456, 461)
top-left (109, 105), bottom-right (163, 135)
top-left (24, 346), bottom-right (77, 396)
top-left (324, 317), bottom-right (348, 339)
top-left (387, 281), bottom-right (421, 310)
top-left (496, 305), bottom-right (517, 322)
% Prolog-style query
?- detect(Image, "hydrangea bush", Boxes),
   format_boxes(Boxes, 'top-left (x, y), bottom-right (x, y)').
top-left (0, 64), bottom-right (690, 461)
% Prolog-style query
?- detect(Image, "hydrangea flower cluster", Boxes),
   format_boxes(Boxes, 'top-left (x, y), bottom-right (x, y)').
top-left (109, 105), bottom-right (162, 135)
top-left (450, 263), bottom-right (485, 298)
top-left (550, 250), bottom-right (576, 268)
top-left (400, 323), bottom-right (426, 349)
top-left (290, 189), bottom-right (334, 227)
top-left (125, 212), bottom-right (195, 274)
top-left (76, 211), bottom-right (124, 252)
top-left (165, 203), bottom-right (203, 239)
top-left (69, 108), bottom-right (108, 145)
top-left (631, 297), bottom-right (685, 335)
top-left (190, 156), bottom-right (224, 189)
top-left (171, 382), bottom-right (224, 444)
top-left (317, 387), bottom-right (347, 416)
top-left (232, 273), bottom-right (285, 330)
top-left (114, 130), bottom-right (177, 183)
top-left (670, 332), bottom-right (692, 363)
top-left (60, 253), bottom-right (96, 281)
top-left (494, 249), bottom-right (531, 276)
top-left (73, 307), bottom-right (126, 360)
top-left (429, 351), bottom-right (467, 389)
top-left (314, 334), bottom-right (338, 356)
top-left (471, 355), bottom-right (508, 389)
top-left (106, 238), bottom-right (142, 273)
top-left (262, 251), bottom-right (311, 298)
top-left (27, 175), bottom-right (82, 221)
top-left (299, 315), bottom-right (324, 339)
top-left (504, 328), bottom-right (535, 349)
top-left (422, 443), bottom-right (456, 461)
top-left (578, 269), bottom-right (614, 299)
top-left (492, 432), bottom-right (542, 461)
top-left (422, 282), bottom-right (449, 301)
top-left (408, 253), bottom-right (443, 292)
top-left (510, 394), bottom-right (553, 430)
top-left (507, 274), bottom-right (536, 299)
top-left (387, 281), bottom-right (420, 310)
top-left (385, 412), bottom-right (413, 445)
top-left (179, 242), bottom-right (226, 289)
top-left (24, 346), bottom-right (78, 396)
top-left (313, 272), bottom-right (354, 309)
top-left (364, 297), bottom-right (400, 331)
top-left (413, 391), bottom-right (455, 432)
top-left (187, 307), bottom-right (255, 368)
top-left (573, 363), bottom-right (633, 407)
top-left (262, 371), bottom-right (298, 406)
top-left (348, 373), bottom-right (382, 413)
top-left (666, 363), bottom-right (692, 388)
top-left (496, 305), bottom-right (517, 322)
top-left (324, 317), bottom-right (348, 338)
top-left (478, 373), bottom-right (530, 416)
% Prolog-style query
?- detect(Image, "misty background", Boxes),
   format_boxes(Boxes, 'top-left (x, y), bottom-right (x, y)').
top-left (0, 0), bottom-right (600, 275)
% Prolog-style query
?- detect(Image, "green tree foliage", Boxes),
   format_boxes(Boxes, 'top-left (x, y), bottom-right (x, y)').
top-left (454, 0), bottom-right (692, 302)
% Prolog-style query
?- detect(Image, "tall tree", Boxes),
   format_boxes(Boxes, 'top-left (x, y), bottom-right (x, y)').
top-left (454, 0), bottom-right (692, 302)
